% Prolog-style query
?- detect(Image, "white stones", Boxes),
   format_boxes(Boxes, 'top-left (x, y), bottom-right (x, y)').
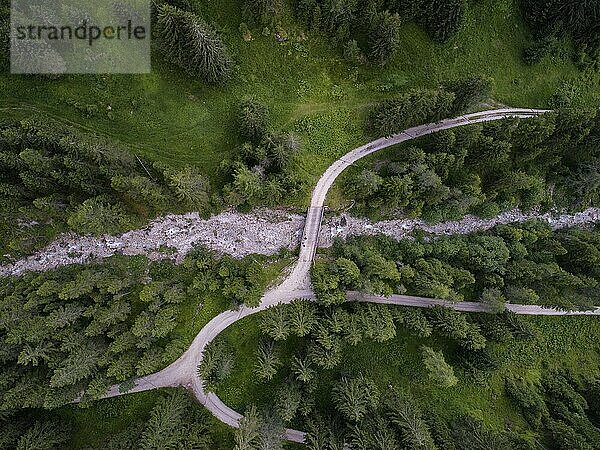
top-left (1, 207), bottom-right (598, 278)
top-left (318, 207), bottom-right (600, 246)
top-left (0, 209), bottom-right (305, 277)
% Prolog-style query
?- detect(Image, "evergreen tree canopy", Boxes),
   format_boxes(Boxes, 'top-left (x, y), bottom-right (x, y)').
top-left (156, 4), bottom-right (232, 83)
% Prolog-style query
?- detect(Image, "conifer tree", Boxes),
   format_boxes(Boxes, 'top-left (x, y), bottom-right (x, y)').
top-left (156, 4), bottom-right (232, 83)
top-left (369, 10), bottom-right (402, 66)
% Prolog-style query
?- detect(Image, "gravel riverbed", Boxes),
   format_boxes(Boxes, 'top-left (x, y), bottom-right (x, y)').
top-left (1, 207), bottom-right (598, 277)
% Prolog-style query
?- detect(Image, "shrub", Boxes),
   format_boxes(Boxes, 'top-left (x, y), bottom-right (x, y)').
top-left (422, 0), bottom-right (466, 43)
top-left (237, 98), bottom-right (269, 143)
top-left (444, 75), bottom-right (493, 113)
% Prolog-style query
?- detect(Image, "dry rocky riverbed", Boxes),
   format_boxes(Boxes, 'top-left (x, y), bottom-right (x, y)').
top-left (322, 207), bottom-right (600, 243)
top-left (1, 207), bottom-right (599, 278)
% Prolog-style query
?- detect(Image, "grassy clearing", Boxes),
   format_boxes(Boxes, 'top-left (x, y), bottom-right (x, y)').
top-left (215, 306), bottom-right (600, 434)
top-left (1, 0), bottom-right (598, 206)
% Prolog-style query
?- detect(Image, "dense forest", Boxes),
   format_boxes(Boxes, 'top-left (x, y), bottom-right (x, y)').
top-left (206, 224), bottom-right (600, 450)
top-left (349, 108), bottom-right (600, 221)
top-left (0, 118), bottom-right (215, 261)
top-left (313, 222), bottom-right (600, 311)
top-left (0, 246), bottom-right (270, 416)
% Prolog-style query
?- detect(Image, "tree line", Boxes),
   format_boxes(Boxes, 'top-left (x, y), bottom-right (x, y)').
top-left (520, 0), bottom-right (600, 68)
top-left (0, 118), bottom-right (213, 260)
top-left (367, 75), bottom-right (492, 137)
top-left (354, 107), bottom-right (599, 221)
top-left (296, 0), bottom-right (468, 65)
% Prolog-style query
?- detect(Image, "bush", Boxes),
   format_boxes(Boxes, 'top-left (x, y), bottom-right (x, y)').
top-left (422, 0), bottom-right (466, 43)
top-left (343, 39), bottom-right (363, 64)
top-left (522, 39), bottom-right (553, 65)
top-left (237, 98), bottom-right (269, 143)
top-left (444, 75), bottom-right (493, 113)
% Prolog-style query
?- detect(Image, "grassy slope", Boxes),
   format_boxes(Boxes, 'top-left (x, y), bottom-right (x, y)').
top-left (2, 0), bottom-right (598, 206)
top-left (216, 308), bottom-right (600, 435)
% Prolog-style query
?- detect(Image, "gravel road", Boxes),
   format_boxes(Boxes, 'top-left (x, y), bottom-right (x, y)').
top-left (59, 109), bottom-right (600, 445)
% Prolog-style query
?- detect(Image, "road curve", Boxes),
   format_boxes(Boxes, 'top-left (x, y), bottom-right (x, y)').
top-left (102, 108), bottom-right (600, 445)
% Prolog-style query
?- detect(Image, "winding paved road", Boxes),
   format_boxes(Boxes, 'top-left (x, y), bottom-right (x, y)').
top-left (103, 108), bottom-right (600, 444)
